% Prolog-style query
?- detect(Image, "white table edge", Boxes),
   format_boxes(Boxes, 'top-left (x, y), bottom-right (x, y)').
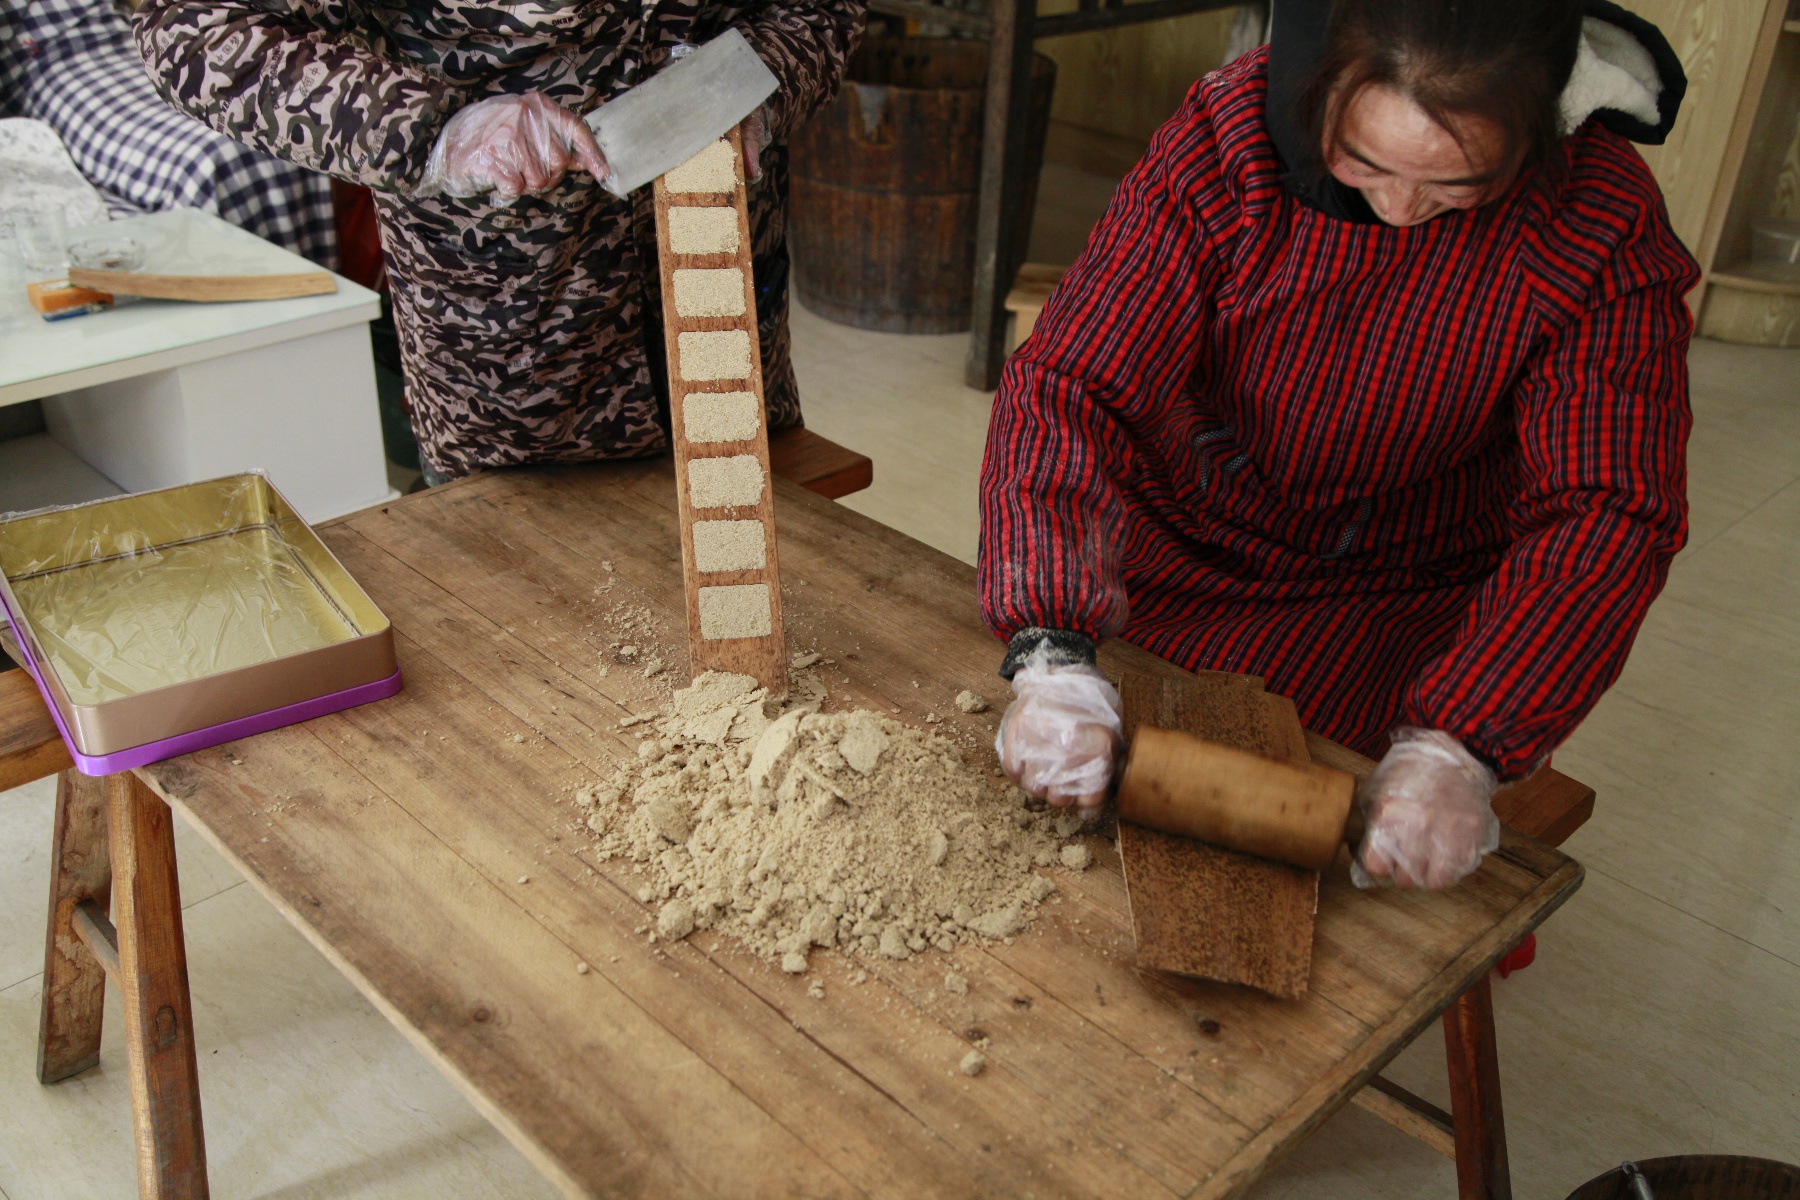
top-left (0, 296), bottom-right (383, 407)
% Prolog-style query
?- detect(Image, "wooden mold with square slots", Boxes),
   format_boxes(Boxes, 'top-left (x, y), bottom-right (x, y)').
top-left (652, 128), bottom-right (786, 697)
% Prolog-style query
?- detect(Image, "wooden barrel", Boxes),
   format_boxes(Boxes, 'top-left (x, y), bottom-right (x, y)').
top-left (790, 38), bottom-right (1056, 334)
top-left (1564, 1157), bottom-right (1800, 1199)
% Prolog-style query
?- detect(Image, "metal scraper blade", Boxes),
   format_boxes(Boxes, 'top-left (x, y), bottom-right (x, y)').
top-left (586, 28), bottom-right (779, 198)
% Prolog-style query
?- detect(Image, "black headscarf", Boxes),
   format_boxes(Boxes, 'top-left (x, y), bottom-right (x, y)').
top-left (1262, 0), bottom-right (1687, 224)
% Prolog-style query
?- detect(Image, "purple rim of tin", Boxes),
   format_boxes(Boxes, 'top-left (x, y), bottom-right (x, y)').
top-left (2, 604), bottom-right (403, 777)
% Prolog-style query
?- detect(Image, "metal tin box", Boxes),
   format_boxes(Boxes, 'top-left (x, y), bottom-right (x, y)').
top-left (0, 473), bottom-right (400, 774)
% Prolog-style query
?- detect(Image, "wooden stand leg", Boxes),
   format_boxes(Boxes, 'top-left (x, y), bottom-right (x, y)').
top-left (1443, 976), bottom-right (1510, 1200)
top-left (38, 769), bottom-right (111, 1083)
top-left (109, 772), bottom-right (210, 1200)
top-left (964, 0), bottom-right (1037, 390)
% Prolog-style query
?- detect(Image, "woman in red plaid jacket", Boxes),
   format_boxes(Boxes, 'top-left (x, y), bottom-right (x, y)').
top-left (982, 0), bottom-right (1699, 888)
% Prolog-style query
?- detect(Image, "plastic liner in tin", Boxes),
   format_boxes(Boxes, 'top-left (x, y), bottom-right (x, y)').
top-left (0, 473), bottom-right (400, 773)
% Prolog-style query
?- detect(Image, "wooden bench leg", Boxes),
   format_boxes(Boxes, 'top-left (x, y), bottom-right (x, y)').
top-left (1443, 975), bottom-right (1510, 1200)
top-left (109, 772), bottom-right (210, 1200)
top-left (38, 769), bottom-right (111, 1083)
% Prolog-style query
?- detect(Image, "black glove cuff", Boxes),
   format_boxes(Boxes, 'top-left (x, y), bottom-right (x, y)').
top-left (998, 627), bottom-right (1098, 680)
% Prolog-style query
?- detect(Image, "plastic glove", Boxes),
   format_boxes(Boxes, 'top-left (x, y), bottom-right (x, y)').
top-left (1352, 727), bottom-right (1500, 891)
top-left (995, 645), bottom-right (1123, 820)
top-left (419, 92), bottom-right (608, 204)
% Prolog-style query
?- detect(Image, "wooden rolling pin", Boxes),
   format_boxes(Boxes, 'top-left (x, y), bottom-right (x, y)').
top-left (1115, 725), bottom-right (1360, 871)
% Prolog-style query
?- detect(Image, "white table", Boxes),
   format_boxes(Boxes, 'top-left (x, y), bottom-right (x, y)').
top-left (1, 208), bottom-right (394, 523)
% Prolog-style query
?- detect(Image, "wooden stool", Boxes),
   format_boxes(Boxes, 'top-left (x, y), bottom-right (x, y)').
top-left (769, 426), bottom-right (874, 499)
top-left (4, 668), bottom-right (210, 1199)
top-left (1349, 764), bottom-right (1597, 1200)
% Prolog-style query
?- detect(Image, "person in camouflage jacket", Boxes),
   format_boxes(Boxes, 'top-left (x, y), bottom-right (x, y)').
top-left (133, 0), bottom-right (865, 479)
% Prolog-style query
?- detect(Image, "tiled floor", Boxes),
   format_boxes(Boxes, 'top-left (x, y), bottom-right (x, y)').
top-left (3, 170), bottom-right (1797, 1196)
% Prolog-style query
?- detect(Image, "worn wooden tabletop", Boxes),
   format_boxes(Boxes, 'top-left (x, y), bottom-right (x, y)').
top-left (132, 462), bottom-right (1583, 1200)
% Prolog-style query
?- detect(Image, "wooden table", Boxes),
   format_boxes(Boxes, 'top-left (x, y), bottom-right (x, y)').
top-left (26, 461), bottom-right (1583, 1198)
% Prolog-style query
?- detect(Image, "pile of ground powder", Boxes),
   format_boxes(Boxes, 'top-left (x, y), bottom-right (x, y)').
top-left (578, 671), bottom-right (1083, 973)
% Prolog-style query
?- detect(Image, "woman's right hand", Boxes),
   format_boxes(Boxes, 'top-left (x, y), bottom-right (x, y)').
top-left (995, 648), bottom-right (1123, 821)
top-left (420, 92), bottom-right (608, 203)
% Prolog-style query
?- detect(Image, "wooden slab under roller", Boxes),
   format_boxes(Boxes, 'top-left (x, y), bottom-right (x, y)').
top-left (652, 127), bottom-right (787, 696)
top-left (1116, 673), bottom-right (1324, 998)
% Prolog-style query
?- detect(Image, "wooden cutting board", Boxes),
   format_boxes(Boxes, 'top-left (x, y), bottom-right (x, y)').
top-left (67, 268), bottom-right (336, 301)
top-left (1117, 672), bottom-right (1322, 998)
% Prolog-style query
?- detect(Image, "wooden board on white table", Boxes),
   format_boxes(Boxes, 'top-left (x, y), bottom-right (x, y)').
top-left (1, 208), bottom-right (377, 406)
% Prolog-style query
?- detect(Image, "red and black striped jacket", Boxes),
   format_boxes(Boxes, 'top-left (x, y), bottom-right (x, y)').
top-left (978, 50), bottom-right (1699, 778)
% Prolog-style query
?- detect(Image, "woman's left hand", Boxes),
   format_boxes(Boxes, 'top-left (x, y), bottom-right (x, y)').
top-left (1353, 727), bottom-right (1500, 890)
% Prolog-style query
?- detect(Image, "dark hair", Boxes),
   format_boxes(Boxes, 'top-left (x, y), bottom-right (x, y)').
top-left (1300, 0), bottom-right (1585, 188)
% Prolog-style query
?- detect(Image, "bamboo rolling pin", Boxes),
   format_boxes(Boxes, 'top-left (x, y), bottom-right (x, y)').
top-left (1115, 726), bottom-right (1359, 871)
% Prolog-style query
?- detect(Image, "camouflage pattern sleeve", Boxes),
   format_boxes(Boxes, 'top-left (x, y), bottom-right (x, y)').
top-left (732, 0), bottom-right (865, 137)
top-left (133, 0), bottom-right (460, 193)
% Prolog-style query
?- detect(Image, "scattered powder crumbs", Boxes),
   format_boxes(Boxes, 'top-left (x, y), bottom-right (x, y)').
top-left (575, 961), bottom-right (590, 975)
top-left (577, 671), bottom-right (1072, 974)
top-left (663, 139), bottom-right (736, 193)
top-left (667, 206), bottom-right (739, 255)
top-left (1060, 843), bottom-right (1093, 871)
top-left (955, 690), bottom-right (990, 714)
top-left (683, 391), bottom-right (760, 444)
top-left (960, 1050), bottom-right (987, 1077)
top-left (791, 651), bottom-right (822, 670)
top-left (945, 972), bottom-right (969, 996)
top-left (678, 330), bottom-right (752, 381)
top-left (692, 519), bottom-right (767, 572)
top-left (687, 454), bottom-right (765, 508)
top-left (673, 268), bottom-right (746, 318)
top-left (697, 583), bottom-right (772, 640)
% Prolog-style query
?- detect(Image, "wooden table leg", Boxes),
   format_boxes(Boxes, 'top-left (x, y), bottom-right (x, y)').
top-left (109, 772), bottom-right (210, 1200)
top-left (38, 769), bottom-right (111, 1083)
top-left (1443, 975), bottom-right (1511, 1200)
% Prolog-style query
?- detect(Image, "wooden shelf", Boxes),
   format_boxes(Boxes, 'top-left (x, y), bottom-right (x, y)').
top-left (1710, 261), bottom-right (1800, 296)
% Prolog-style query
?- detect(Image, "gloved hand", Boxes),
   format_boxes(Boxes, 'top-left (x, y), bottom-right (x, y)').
top-left (419, 92), bottom-right (608, 204)
top-left (1352, 727), bottom-right (1500, 890)
top-left (995, 646), bottom-right (1123, 820)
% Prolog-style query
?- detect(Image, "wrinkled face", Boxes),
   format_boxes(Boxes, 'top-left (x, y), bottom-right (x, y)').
top-left (1324, 84), bottom-right (1508, 227)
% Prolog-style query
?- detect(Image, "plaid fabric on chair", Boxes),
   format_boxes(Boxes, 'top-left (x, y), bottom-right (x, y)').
top-left (1, 0), bottom-right (336, 267)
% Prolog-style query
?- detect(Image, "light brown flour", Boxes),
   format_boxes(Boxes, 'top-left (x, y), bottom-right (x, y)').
top-left (697, 583), bottom-right (771, 639)
top-left (664, 140), bottom-right (736, 193)
top-left (678, 330), bottom-right (752, 381)
top-left (668, 207), bottom-right (739, 255)
top-left (578, 672), bottom-right (1076, 972)
top-left (683, 392), bottom-right (760, 444)
top-left (693, 520), bottom-right (767, 572)
top-left (687, 455), bottom-right (764, 509)
top-left (673, 268), bottom-right (746, 318)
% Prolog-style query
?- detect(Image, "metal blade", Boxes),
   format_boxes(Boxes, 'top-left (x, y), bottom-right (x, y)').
top-left (586, 29), bottom-right (779, 198)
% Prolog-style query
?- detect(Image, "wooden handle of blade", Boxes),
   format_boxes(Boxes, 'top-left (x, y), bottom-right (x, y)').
top-left (1115, 726), bottom-right (1357, 871)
